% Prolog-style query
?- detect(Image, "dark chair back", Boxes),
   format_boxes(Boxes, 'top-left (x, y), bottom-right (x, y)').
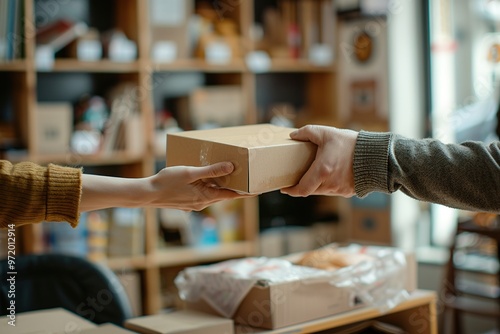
top-left (0, 253), bottom-right (133, 325)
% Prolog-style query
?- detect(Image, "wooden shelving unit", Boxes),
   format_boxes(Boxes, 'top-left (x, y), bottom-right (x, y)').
top-left (41, 59), bottom-right (141, 73)
top-left (152, 241), bottom-right (255, 267)
top-left (1, 0), bottom-right (341, 315)
top-left (0, 60), bottom-right (27, 71)
top-left (153, 59), bottom-right (246, 73)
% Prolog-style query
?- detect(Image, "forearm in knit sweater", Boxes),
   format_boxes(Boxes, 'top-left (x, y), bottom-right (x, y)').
top-left (353, 131), bottom-right (500, 213)
top-left (0, 161), bottom-right (82, 228)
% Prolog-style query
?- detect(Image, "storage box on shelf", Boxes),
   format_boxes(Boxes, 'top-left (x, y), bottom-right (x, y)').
top-left (1, 0), bottom-right (350, 316)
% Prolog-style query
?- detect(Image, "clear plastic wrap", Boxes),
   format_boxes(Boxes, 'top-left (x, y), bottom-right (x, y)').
top-left (324, 244), bottom-right (410, 312)
top-left (175, 244), bottom-right (410, 319)
top-left (175, 257), bottom-right (328, 318)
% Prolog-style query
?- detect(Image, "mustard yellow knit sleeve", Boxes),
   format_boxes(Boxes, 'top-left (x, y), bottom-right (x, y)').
top-left (0, 160), bottom-right (82, 228)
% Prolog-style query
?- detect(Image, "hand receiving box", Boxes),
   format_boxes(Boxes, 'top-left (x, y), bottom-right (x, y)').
top-left (166, 124), bottom-right (317, 194)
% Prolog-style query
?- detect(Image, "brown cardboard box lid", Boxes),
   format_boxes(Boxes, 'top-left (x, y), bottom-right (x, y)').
top-left (125, 310), bottom-right (233, 334)
top-left (0, 308), bottom-right (96, 334)
top-left (168, 124), bottom-right (298, 147)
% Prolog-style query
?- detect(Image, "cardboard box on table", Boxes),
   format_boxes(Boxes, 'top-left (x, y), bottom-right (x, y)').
top-left (125, 309), bottom-right (233, 334)
top-left (81, 323), bottom-right (136, 334)
top-left (186, 275), bottom-right (354, 329)
top-left (166, 124), bottom-right (317, 194)
top-left (0, 308), bottom-right (134, 334)
top-left (184, 246), bottom-right (417, 329)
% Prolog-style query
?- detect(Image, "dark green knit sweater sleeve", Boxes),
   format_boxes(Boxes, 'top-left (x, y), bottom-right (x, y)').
top-left (353, 131), bottom-right (500, 213)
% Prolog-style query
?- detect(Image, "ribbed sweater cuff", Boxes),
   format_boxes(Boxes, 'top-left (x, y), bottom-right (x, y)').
top-left (46, 164), bottom-right (82, 228)
top-left (353, 131), bottom-right (392, 197)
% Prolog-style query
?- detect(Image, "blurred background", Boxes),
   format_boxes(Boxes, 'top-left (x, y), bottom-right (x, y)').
top-left (0, 0), bottom-right (499, 332)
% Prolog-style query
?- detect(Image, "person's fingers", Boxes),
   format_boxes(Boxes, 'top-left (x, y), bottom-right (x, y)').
top-left (208, 187), bottom-right (251, 200)
top-left (289, 125), bottom-right (323, 145)
top-left (280, 162), bottom-right (322, 197)
top-left (194, 185), bottom-right (253, 210)
top-left (188, 162), bottom-right (234, 181)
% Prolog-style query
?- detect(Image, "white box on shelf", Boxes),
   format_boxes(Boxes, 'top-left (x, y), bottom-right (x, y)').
top-left (77, 39), bottom-right (102, 61)
top-left (245, 51), bottom-right (271, 73)
top-left (108, 37), bottom-right (137, 62)
top-left (35, 45), bottom-right (55, 70)
top-left (309, 44), bottom-right (333, 66)
top-left (152, 41), bottom-right (177, 63)
top-left (205, 41), bottom-right (231, 64)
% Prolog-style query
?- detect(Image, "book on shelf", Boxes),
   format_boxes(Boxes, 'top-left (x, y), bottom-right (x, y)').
top-left (41, 207), bottom-right (145, 261)
top-left (255, 0), bottom-right (335, 63)
top-left (43, 218), bottom-right (88, 257)
top-left (86, 210), bottom-right (110, 262)
top-left (35, 19), bottom-right (88, 68)
top-left (36, 19), bottom-right (88, 53)
top-left (101, 83), bottom-right (144, 155)
top-left (41, 210), bottom-right (109, 262)
top-left (0, 0), bottom-right (24, 61)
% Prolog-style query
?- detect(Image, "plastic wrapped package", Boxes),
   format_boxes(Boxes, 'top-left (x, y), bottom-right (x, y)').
top-left (175, 244), bottom-right (411, 326)
top-left (323, 244), bottom-right (410, 312)
top-left (175, 257), bottom-right (329, 318)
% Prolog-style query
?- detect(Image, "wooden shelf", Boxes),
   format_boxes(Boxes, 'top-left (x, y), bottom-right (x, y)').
top-left (445, 295), bottom-right (500, 318)
top-left (152, 59), bottom-right (336, 73)
top-left (37, 59), bottom-right (140, 73)
top-left (0, 60), bottom-right (27, 71)
top-left (153, 241), bottom-right (256, 267)
top-left (6, 58), bottom-right (338, 74)
top-left (153, 59), bottom-right (246, 73)
top-left (266, 59), bottom-right (336, 73)
top-left (105, 255), bottom-right (150, 271)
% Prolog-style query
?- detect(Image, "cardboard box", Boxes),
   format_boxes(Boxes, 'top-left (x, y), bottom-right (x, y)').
top-left (125, 310), bottom-right (234, 334)
top-left (187, 278), bottom-right (354, 329)
top-left (35, 102), bottom-right (73, 155)
top-left (149, 0), bottom-right (193, 59)
top-left (350, 208), bottom-right (392, 245)
top-left (81, 323), bottom-right (136, 333)
top-left (166, 124), bottom-right (317, 194)
top-left (0, 308), bottom-right (96, 334)
top-left (183, 245), bottom-right (417, 329)
top-left (189, 86), bottom-right (245, 129)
